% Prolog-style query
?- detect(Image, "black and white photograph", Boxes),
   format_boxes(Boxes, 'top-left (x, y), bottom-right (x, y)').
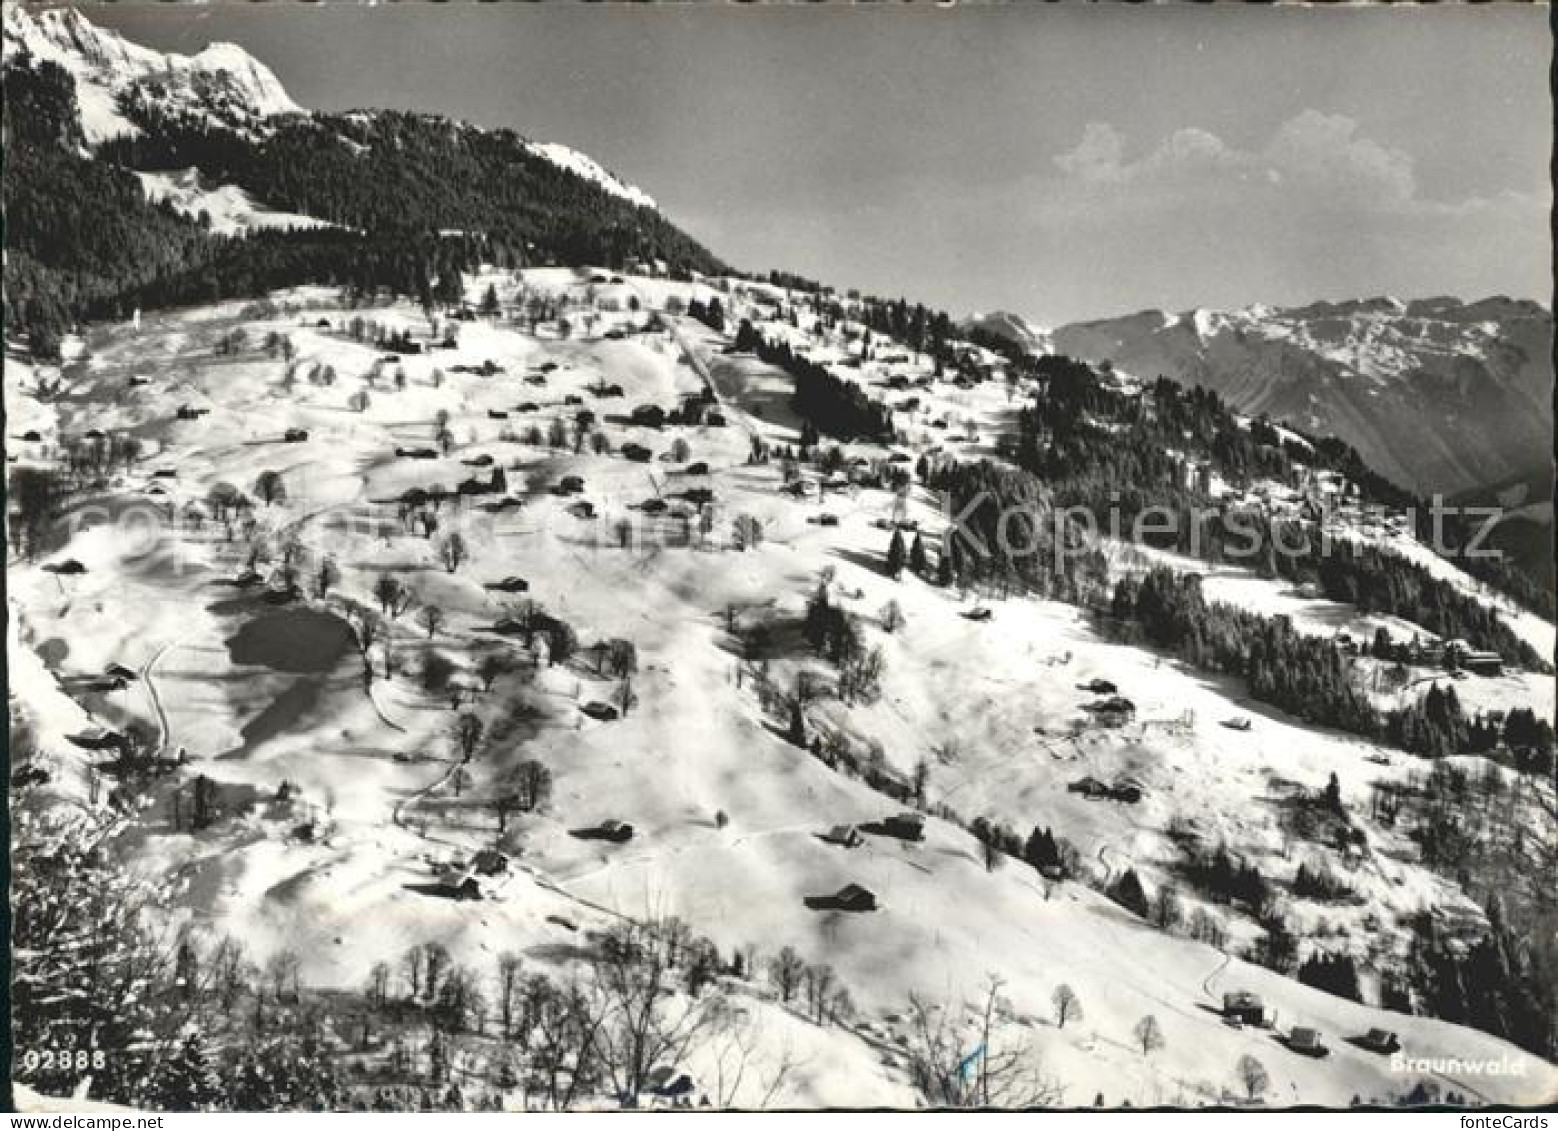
top-left (4, 0), bottom-right (1555, 1114)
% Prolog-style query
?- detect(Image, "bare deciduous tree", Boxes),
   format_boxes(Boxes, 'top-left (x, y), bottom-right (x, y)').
top-left (523, 974), bottom-right (609, 1110)
top-left (1236, 1054), bottom-right (1269, 1102)
top-left (903, 976), bottom-right (1065, 1108)
top-left (452, 712), bottom-right (484, 763)
top-left (1133, 1014), bottom-right (1164, 1057)
top-left (589, 919), bottom-right (728, 1106)
top-left (495, 952), bottom-right (524, 1037)
top-left (210, 935), bottom-right (252, 1011)
top-left (1052, 984), bottom-right (1082, 1029)
top-left (706, 1004), bottom-right (803, 1109)
top-left (402, 943), bottom-right (427, 1000)
top-left (263, 948), bottom-right (301, 1003)
top-left (417, 604), bottom-right (445, 639)
top-left (367, 961), bottom-right (391, 1010)
top-left (768, 946), bottom-right (805, 1004)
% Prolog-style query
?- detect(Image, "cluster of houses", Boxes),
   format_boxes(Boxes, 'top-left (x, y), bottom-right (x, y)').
top-left (1221, 991), bottom-right (1402, 1060)
top-left (1436, 639), bottom-right (1504, 677)
top-left (1336, 631), bottom-right (1504, 676)
top-left (1166, 456), bottom-right (1429, 543)
top-left (433, 848), bottom-right (512, 901)
top-left (822, 811), bottom-right (925, 846)
top-left (808, 811), bottom-right (929, 913)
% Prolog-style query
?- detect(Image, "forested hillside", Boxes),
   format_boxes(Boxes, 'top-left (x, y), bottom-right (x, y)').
top-left (1, 50), bottom-right (724, 357)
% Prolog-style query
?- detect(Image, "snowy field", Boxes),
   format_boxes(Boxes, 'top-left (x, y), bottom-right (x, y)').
top-left (7, 269), bottom-right (1555, 1108)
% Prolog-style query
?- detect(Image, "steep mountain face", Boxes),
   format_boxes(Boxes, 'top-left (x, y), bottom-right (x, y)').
top-left (3, 2), bottom-right (660, 207)
top-left (2, 4), bottom-right (303, 140)
top-left (972, 297), bottom-right (1553, 499)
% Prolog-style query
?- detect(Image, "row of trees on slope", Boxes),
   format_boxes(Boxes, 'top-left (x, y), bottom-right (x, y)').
top-left (735, 327), bottom-right (895, 442)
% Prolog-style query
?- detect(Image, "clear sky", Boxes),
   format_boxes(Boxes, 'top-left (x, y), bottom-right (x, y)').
top-left (88, 2), bottom-right (1552, 325)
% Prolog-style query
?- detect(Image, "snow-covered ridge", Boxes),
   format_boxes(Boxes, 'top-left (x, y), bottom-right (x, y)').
top-left (5, 5), bottom-right (661, 214)
top-left (1049, 295), bottom-right (1551, 385)
top-left (3, 3), bottom-right (302, 141)
top-left (960, 309), bottom-right (1054, 355)
top-left (526, 140), bottom-right (657, 210)
top-left (184, 40), bottom-right (302, 117)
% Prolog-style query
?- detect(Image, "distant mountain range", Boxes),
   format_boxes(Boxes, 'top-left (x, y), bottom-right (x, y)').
top-left (966, 296), bottom-right (1553, 502)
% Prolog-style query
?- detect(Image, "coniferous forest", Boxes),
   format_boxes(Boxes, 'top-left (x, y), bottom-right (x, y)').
top-left (3, 53), bottom-right (724, 358)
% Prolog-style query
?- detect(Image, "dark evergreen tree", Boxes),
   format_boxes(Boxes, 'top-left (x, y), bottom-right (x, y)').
top-left (935, 546), bottom-right (955, 588)
top-left (1107, 868), bottom-right (1150, 918)
top-left (149, 1031), bottom-right (224, 1112)
top-left (787, 700), bottom-right (807, 747)
top-left (886, 529), bottom-right (907, 578)
top-left (1297, 953), bottom-right (1363, 1003)
top-left (1323, 772), bottom-right (1343, 813)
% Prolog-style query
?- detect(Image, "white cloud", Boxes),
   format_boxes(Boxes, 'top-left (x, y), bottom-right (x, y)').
top-left (1052, 122), bottom-right (1128, 183)
top-left (1024, 111), bottom-right (1549, 317)
top-left (1054, 122), bottom-right (1238, 185)
top-left (1050, 110), bottom-right (1530, 219)
top-left (1263, 110), bottom-right (1415, 204)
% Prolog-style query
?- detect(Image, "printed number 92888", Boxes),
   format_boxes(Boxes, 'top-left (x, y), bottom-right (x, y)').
top-left (22, 1049), bottom-right (108, 1072)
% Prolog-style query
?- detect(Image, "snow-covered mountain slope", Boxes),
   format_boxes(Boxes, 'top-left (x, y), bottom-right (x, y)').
top-left (8, 275), bottom-right (1554, 1108)
top-left (4, 4), bottom-right (659, 213)
top-left (133, 167), bottom-right (337, 236)
top-left (526, 141), bottom-right (657, 210)
top-left (977, 297), bottom-right (1553, 499)
top-left (2, 3), bottom-right (303, 141)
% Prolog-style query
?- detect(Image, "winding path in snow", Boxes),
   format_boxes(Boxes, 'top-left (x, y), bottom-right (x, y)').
top-left (366, 680), bottom-right (408, 734)
top-left (392, 758), bottom-right (458, 826)
top-left (626, 280), bottom-right (762, 446)
top-left (1200, 950), bottom-right (1232, 1000)
top-left (140, 634), bottom-right (187, 756)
